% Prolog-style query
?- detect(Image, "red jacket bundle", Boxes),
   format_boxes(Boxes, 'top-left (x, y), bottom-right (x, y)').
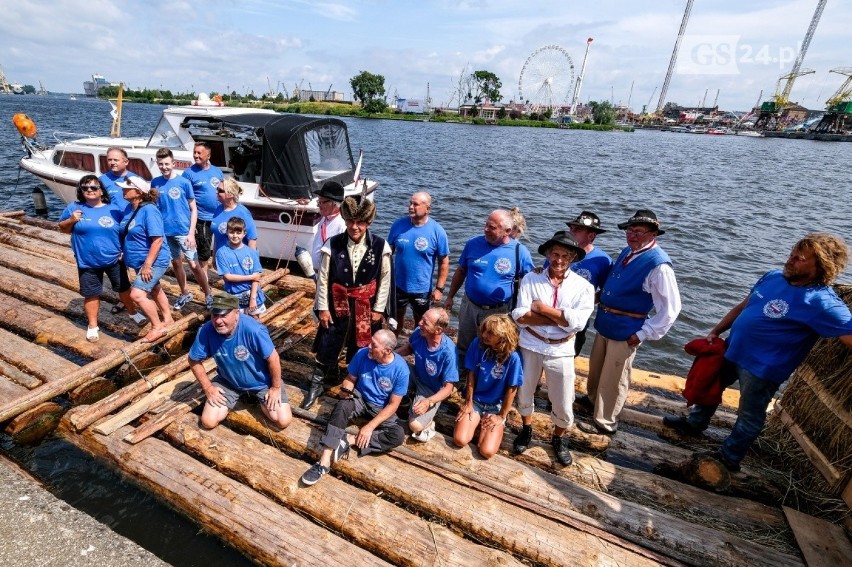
top-left (682, 337), bottom-right (727, 407)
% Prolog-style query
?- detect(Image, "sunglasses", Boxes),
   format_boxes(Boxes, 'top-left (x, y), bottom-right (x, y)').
top-left (216, 188), bottom-right (227, 194)
top-left (81, 185), bottom-right (101, 191)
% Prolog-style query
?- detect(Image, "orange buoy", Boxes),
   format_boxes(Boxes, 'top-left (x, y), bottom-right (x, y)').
top-left (13, 113), bottom-right (37, 139)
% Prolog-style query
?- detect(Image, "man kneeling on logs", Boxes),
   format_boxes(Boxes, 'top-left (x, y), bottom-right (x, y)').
top-left (301, 329), bottom-right (408, 486)
top-left (189, 294), bottom-right (292, 430)
top-left (663, 233), bottom-right (852, 472)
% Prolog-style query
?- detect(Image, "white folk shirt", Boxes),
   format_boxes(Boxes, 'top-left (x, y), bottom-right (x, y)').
top-left (624, 241), bottom-right (681, 343)
top-left (310, 213), bottom-right (346, 270)
top-left (315, 236), bottom-right (392, 313)
top-left (511, 270), bottom-right (595, 356)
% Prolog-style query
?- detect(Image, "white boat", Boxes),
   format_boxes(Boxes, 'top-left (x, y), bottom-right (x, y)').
top-left (16, 100), bottom-right (377, 261)
top-left (735, 130), bottom-right (764, 138)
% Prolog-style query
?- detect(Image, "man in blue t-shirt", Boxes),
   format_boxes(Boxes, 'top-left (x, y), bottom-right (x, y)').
top-left (387, 192), bottom-right (450, 334)
top-left (566, 211), bottom-right (614, 355)
top-left (445, 209), bottom-right (534, 365)
top-left (189, 294), bottom-right (291, 430)
top-left (663, 233), bottom-right (852, 472)
top-left (182, 141), bottom-right (224, 274)
top-left (301, 329), bottom-right (408, 485)
top-left (395, 307), bottom-right (458, 442)
top-left (99, 147), bottom-right (139, 211)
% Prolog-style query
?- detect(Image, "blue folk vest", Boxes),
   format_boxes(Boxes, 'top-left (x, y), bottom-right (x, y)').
top-left (595, 246), bottom-right (671, 340)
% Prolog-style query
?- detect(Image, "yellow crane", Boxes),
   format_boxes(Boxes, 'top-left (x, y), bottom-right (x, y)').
top-left (825, 67), bottom-right (852, 109)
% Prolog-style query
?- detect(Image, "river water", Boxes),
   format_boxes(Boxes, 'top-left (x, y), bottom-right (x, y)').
top-left (0, 95), bottom-right (849, 563)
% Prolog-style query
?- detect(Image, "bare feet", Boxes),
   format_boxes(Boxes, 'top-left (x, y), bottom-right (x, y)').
top-left (142, 327), bottom-right (167, 343)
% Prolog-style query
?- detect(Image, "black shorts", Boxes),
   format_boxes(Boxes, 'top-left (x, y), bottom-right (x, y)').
top-left (395, 288), bottom-right (431, 325)
top-left (195, 220), bottom-right (213, 262)
top-left (78, 261), bottom-right (131, 297)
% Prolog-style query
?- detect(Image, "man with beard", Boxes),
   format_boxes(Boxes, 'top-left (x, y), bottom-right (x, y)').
top-left (188, 294), bottom-right (291, 430)
top-left (663, 233), bottom-right (852, 471)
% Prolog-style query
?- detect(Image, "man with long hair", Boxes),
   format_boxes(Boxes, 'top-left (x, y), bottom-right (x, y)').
top-left (663, 233), bottom-right (852, 471)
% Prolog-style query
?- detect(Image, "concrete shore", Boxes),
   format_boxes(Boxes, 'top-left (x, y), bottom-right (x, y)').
top-left (0, 455), bottom-right (170, 567)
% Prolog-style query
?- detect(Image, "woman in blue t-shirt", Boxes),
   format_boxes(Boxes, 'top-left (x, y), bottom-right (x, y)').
top-left (454, 314), bottom-right (523, 459)
top-left (58, 175), bottom-right (142, 343)
top-left (118, 177), bottom-right (174, 342)
top-left (210, 177), bottom-right (258, 255)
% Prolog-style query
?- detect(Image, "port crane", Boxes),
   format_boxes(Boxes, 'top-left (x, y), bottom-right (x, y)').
top-left (656, 0), bottom-right (694, 114)
top-left (812, 67), bottom-right (852, 133)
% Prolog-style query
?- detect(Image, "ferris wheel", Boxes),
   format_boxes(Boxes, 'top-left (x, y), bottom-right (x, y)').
top-left (518, 45), bottom-right (575, 110)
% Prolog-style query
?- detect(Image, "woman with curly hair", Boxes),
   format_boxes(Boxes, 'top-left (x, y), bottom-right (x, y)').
top-left (453, 313), bottom-right (523, 459)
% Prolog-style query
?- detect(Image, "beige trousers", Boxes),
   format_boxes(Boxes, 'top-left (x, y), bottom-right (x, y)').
top-left (585, 334), bottom-right (638, 433)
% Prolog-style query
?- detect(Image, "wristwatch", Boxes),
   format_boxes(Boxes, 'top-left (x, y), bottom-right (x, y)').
top-left (428, 399), bottom-right (436, 409)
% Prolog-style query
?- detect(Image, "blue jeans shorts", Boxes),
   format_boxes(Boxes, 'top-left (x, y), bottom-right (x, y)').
top-left (472, 399), bottom-right (502, 416)
top-left (167, 235), bottom-right (198, 262)
top-left (131, 264), bottom-right (169, 293)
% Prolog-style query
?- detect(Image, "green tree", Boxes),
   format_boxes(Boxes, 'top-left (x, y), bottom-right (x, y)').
top-left (588, 100), bottom-right (616, 125)
top-left (468, 70), bottom-right (502, 116)
top-left (350, 71), bottom-right (387, 113)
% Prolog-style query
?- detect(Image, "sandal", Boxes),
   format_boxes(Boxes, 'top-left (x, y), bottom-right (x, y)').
top-left (110, 303), bottom-right (126, 315)
top-left (86, 326), bottom-right (100, 342)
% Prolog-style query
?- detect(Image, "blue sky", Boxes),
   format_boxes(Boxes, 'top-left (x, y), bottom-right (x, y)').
top-left (2, 0), bottom-right (849, 111)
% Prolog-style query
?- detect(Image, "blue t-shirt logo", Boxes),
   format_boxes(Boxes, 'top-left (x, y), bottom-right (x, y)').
top-left (241, 256), bottom-right (254, 271)
top-left (414, 236), bottom-right (428, 251)
top-left (493, 257), bottom-right (512, 275)
top-left (128, 219), bottom-right (137, 230)
top-left (168, 187), bottom-right (182, 200)
top-left (491, 362), bottom-right (505, 379)
top-left (217, 222), bottom-right (228, 234)
top-left (378, 376), bottom-right (393, 392)
top-left (98, 217), bottom-right (115, 228)
top-left (763, 299), bottom-right (789, 319)
top-left (210, 177), bottom-right (221, 188)
top-left (575, 268), bottom-right (592, 282)
top-left (425, 359), bottom-right (437, 377)
top-left (233, 345), bottom-right (250, 361)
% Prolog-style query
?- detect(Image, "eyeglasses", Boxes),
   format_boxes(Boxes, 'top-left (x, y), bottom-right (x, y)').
top-left (625, 228), bottom-right (652, 236)
top-left (81, 185), bottom-right (100, 191)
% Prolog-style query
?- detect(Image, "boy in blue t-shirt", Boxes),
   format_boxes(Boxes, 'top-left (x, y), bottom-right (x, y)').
top-left (216, 217), bottom-right (266, 317)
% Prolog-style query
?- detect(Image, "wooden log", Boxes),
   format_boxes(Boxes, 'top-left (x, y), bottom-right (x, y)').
top-left (164, 413), bottom-right (523, 567)
top-left (0, 359), bottom-right (42, 389)
top-left (0, 210), bottom-right (25, 217)
top-left (0, 375), bottom-right (29, 405)
top-left (58, 418), bottom-right (392, 567)
top-left (5, 402), bottom-right (64, 444)
top-left (275, 273), bottom-right (316, 295)
top-left (0, 242), bottom-right (119, 301)
top-left (783, 506), bottom-right (852, 567)
top-left (0, 231), bottom-right (76, 264)
top-left (0, 216), bottom-right (71, 247)
top-left (123, 383), bottom-right (206, 444)
top-left (68, 378), bottom-right (117, 406)
top-left (0, 313), bottom-right (202, 423)
top-left (0, 265), bottom-right (138, 336)
top-left (680, 454), bottom-right (732, 492)
top-left (0, 328), bottom-right (79, 383)
top-left (226, 409), bottom-right (668, 567)
top-left (19, 214), bottom-right (68, 232)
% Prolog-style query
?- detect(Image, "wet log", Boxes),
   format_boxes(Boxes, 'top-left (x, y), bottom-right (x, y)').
top-left (58, 418), bottom-right (391, 567)
top-left (0, 231), bottom-right (75, 264)
top-left (0, 313), bottom-right (202, 423)
top-left (0, 266), bottom-right (139, 336)
top-left (0, 242), bottom-right (119, 301)
top-left (0, 216), bottom-right (70, 247)
top-left (164, 413), bottom-right (522, 567)
top-left (5, 402), bottom-right (64, 444)
top-left (68, 378), bottom-right (117, 406)
top-left (226, 408), bottom-right (667, 567)
top-left (0, 359), bottom-right (41, 389)
top-left (0, 328), bottom-right (78, 382)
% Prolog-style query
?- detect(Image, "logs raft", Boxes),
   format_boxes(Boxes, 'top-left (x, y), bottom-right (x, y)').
top-left (0, 210), bottom-right (849, 566)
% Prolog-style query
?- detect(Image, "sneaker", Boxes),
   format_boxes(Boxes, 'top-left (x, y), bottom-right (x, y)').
top-left (130, 312), bottom-right (147, 325)
top-left (205, 295), bottom-right (214, 310)
top-left (173, 292), bottom-right (193, 310)
top-left (412, 422), bottom-right (436, 443)
top-left (331, 437), bottom-right (350, 464)
top-left (86, 326), bottom-right (99, 342)
top-left (513, 424), bottom-right (533, 455)
top-left (551, 435), bottom-right (573, 466)
top-left (662, 415), bottom-right (703, 437)
top-left (300, 462), bottom-right (330, 486)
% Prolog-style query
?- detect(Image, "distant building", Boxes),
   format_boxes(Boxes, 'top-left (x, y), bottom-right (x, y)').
top-left (458, 98), bottom-right (506, 119)
top-left (293, 88), bottom-right (346, 102)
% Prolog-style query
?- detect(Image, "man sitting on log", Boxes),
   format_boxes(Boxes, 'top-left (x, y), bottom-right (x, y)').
top-left (663, 233), bottom-right (852, 472)
top-left (188, 294), bottom-right (292, 430)
top-left (301, 329), bottom-right (408, 486)
top-left (395, 307), bottom-right (458, 442)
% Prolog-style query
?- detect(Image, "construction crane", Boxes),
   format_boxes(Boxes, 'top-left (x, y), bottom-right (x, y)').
top-left (812, 67), bottom-right (852, 134)
top-left (324, 83), bottom-right (333, 102)
top-left (656, 0), bottom-right (694, 114)
top-left (825, 67), bottom-right (852, 108)
top-left (569, 38), bottom-right (593, 115)
top-left (642, 86), bottom-right (657, 115)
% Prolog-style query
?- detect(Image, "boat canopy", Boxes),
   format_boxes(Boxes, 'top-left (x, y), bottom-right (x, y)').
top-left (179, 113), bottom-right (356, 200)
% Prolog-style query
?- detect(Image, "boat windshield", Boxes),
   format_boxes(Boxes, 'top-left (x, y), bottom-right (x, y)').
top-left (147, 115), bottom-right (183, 149)
top-left (305, 124), bottom-right (351, 182)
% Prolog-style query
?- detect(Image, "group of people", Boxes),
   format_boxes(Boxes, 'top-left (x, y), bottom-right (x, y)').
top-left (62, 142), bottom-right (264, 343)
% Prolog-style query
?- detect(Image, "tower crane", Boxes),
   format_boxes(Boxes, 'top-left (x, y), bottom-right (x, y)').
top-left (656, 0), bottom-right (694, 114)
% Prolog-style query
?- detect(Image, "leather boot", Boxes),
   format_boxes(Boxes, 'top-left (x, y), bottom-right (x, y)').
top-left (300, 369), bottom-right (325, 410)
top-left (512, 424), bottom-right (533, 455)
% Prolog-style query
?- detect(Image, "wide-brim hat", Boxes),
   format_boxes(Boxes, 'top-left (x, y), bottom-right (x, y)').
top-left (116, 176), bottom-right (150, 194)
top-left (313, 181), bottom-right (345, 203)
top-left (566, 210), bottom-right (606, 233)
top-left (210, 293), bottom-right (239, 314)
top-left (340, 195), bottom-right (376, 224)
top-left (538, 230), bottom-right (586, 261)
top-left (617, 209), bottom-right (666, 236)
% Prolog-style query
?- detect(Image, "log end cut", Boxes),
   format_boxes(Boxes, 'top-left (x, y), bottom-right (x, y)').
top-left (681, 454), bottom-right (732, 492)
top-left (5, 401), bottom-right (64, 444)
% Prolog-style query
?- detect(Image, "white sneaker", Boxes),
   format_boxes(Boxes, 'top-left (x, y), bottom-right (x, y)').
top-left (130, 312), bottom-right (147, 325)
top-left (86, 326), bottom-right (99, 342)
top-left (412, 422), bottom-right (436, 442)
top-left (173, 292), bottom-right (193, 310)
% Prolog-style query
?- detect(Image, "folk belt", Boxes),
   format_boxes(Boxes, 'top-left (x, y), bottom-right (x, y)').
top-left (524, 327), bottom-right (575, 345)
top-left (600, 303), bottom-right (647, 319)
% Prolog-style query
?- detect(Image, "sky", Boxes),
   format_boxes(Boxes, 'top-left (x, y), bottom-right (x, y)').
top-left (2, 0), bottom-right (850, 112)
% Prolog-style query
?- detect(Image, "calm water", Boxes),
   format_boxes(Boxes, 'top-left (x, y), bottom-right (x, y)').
top-left (1, 95), bottom-right (850, 562)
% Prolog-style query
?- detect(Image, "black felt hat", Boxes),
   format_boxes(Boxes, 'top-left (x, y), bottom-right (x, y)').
top-left (566, 211), bottom-right (606, 233)
top-left (537, 230), bottom-right (586, 261)
top-left (617, 209), bottom-right (666, 236)
top-left (313, 181), bottom-right (345, 203)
